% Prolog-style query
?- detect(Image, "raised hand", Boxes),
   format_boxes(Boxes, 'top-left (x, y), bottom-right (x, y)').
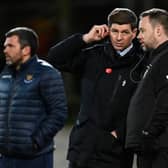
top-left (83, 24), bottom-right (109, 43)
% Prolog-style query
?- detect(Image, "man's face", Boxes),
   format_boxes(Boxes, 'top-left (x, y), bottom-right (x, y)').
top-left (109, 23), bottom-right (137, 51)
top-left (137, 16), bottom-right (157, 51)
top-left (3, 35), bottom-right (23, 66)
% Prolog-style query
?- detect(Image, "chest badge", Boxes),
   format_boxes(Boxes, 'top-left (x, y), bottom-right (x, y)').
top-left (105, 68), bottom-right (113, 74)
top-left (122, 80), bottom-right (126, 86)
top-left (24, 74), bottom-right (33, 83)
top-left (143, 64), bottom-right (152, 79)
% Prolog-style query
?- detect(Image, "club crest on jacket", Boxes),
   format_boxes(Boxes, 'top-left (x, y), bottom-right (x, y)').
top-left (24, 74), bottom-right (33, 83)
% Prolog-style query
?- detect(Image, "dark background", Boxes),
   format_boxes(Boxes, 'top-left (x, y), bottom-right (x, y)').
top-left (0, 0), bottom-right (167, 121)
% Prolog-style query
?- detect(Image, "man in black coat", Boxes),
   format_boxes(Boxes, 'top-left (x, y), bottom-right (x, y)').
top-left (47, 8), bottom-right (144, 168)
top-left (126, 8), bottom-right (168, 168)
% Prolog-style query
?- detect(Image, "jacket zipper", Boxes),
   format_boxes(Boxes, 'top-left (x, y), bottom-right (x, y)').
top-left (110, 74), bottom-right (122, 102)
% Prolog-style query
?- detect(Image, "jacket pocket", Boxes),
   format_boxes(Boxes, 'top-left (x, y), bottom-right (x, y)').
top-left (69, 117), bottom-right (89, 147)
top-left (96, 129), bottom-right (122, 156)
top-left (68, 120), bottom-right (99, 165)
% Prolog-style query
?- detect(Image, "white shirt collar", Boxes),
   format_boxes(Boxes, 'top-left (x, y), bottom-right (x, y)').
top-left (117, 43), bottom-right (133, 57)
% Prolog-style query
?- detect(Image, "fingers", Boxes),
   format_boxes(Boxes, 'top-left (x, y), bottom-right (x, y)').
top-left (83, 24), bottom-right (109, 43)
top-left (111, 130), bottom-right (118, 138)
top-left (94, 24), bottom-right (109, 39)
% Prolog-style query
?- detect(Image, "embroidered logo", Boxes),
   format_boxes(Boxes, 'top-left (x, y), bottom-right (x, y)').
top-left (122, 80), bottom-right (126, 86)
top-left (2, 75), bottom-right (12, 79)
top-left (24, 74), bottom-right (33, 83)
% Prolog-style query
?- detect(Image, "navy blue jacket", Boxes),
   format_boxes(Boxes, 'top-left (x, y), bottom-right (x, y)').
top-left (0, 56), bottom-right (67, 158)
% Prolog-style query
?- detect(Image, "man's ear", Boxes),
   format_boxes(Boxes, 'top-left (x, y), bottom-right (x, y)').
top-left (22, 46), bottom-right (31, 55)
top-left (155, 25), bottom-right (162, 37)
top-left (133, 28), bottom-right (138, 38)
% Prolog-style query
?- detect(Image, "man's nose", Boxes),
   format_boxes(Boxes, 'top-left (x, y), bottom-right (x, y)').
top-left (137, 32), bottom-right (142, 40)
top-left (3, 47), bottom-right (7, 54)
top-left (116, 33), bottom-right (123, 40)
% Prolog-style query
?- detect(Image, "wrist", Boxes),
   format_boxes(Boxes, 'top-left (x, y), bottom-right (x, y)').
top-left (82, 34), bottom-right (92, 43)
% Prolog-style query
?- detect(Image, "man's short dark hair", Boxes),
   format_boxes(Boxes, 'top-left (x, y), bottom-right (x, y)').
top-left (107, 8), bottom-right (137, 30)
top-left (139, 8), bottom-right (168, 36)
top-left (5, 27), bottom-right (39, 56)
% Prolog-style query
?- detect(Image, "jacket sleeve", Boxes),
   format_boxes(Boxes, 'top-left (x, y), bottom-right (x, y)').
top-left (32, 67), bottom-right (68, 148)
top-left (47, 33), bottom-right (88, 72)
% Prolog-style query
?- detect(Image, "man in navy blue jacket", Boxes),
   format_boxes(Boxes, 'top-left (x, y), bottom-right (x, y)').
top-left (0, 27), bottom-right (68, 168)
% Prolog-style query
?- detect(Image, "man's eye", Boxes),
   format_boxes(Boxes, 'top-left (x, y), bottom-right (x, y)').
top-left (111, 30), bottom-right (117, 33)
top-left (123, 31), bottom-right (130, 34)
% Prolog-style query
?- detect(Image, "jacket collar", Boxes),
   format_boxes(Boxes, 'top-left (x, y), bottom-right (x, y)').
top-left (8, 55), bottom-right (38, 72)
top-left (104, 39), bottom-right (141, 68)
top-left (148, 40), bottom-right (168, 63)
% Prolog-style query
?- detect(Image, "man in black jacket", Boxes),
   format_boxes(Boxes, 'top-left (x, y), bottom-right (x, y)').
top-left (126, 8), bottom-right (168, 168)
top-left (0, 27), bottom-right (67, 168)
top-left (48, 8), bottom-right (144, 168)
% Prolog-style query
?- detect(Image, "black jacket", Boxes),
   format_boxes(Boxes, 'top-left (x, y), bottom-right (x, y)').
top-left (126, 41), bottom-right (168, 152)
top-left (0, 54), bottom-right (5, 72)
top-left (48, 34), bottom-right (144, 165)
top-left (0, 56), bottom-right (67, 158)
